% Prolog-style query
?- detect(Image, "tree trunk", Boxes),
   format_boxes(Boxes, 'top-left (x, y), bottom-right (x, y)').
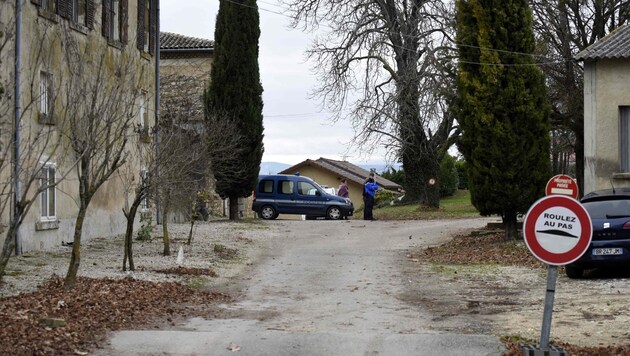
top-left (503, 211), bottom-right (519, 241)
top-left (162, 205), bottom-right (170, 256)
top-left (0, 224), bottom-right (17, 283)
top-left (229, 195), bottom-right (239, 220)
top-left (122, 198), bottom-right (142, 272)
top-left (65, 202), bottom-right (87, 289)
top-left (187, 219), bottom-right (195, 245)
top-left (402, 142), bottom-right (441, 208)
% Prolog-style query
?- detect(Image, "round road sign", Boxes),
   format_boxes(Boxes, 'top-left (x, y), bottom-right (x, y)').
top-left (523, 195), bottom-right (592, 265)
top-left (545, 174), bottom-right (579, 199)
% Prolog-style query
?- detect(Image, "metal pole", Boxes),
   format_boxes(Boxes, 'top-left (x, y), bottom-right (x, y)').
top-left (154, 0), bottom-right (161, 225)
top-left (14, 0), bottom-right (23, 255)
top-left (540, 264), bottom-right (558, 348)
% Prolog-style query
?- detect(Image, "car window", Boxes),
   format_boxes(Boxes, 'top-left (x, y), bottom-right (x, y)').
top-left (259, 180), bottom-right (273, 193)
top-left (583, 199), bottom-right (630, 219)
top-left (297, 181), bottom-right (319, 196)
top-left (279, 180), bottom-right (294, 195)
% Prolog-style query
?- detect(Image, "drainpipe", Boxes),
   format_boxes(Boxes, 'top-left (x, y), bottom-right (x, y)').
top-left (14, 0), bottom-right (23, 255)
top-left (154, 0), bottom-right (161, 225)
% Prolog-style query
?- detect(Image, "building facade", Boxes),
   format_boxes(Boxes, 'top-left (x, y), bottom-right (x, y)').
top-left (577, 25), bottom-right (630, 194)
top-left (0, 0), bottom-right (158, 252)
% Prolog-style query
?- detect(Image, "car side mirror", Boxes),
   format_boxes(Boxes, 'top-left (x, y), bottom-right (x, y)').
top-left (316, 191), bottom-right (321, 196)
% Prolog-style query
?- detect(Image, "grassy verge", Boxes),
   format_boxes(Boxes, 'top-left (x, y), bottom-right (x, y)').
top-left (373, 189), bottom-right (480, 220)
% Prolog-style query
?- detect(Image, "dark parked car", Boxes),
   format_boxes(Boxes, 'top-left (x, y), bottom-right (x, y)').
top-left (565, 188), bottom-right (630, 278)
top-left (252, 174), bottom-right (354, 220)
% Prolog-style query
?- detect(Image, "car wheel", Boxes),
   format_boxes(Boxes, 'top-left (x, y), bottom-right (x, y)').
top-left (259, 206), bottom-right (277, 220)
top-left (565, 265), bottom-right (584, 279)
top-left (326, 206), bottom-right (342, 220)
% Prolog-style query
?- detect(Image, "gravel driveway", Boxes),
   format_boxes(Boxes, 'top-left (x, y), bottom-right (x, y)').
top-left (96, 218), bottom-right (505, 355)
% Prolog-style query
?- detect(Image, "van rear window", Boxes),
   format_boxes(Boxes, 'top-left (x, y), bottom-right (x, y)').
top-left (259, 180), bottom-right (274, 193)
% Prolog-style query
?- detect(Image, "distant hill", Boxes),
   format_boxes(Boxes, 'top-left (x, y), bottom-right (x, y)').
top-left (259, 162), bottom-right (291, 175)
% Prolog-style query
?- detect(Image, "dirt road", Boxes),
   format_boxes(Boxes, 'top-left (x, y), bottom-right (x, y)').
top-left (99, 218), bottom-right (505, 355)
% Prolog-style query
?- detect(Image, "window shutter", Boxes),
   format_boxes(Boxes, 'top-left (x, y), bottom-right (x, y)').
top-left (102, 0), bottom-right (111, 39)
top-left (31, 0), bottom-right (42, 6)
top-left (149, 0), bottom-right (156, 55)
top-left (56, 0), bottom-right (71, 19)
top-left (136, 0), bottom-right (145, 50)
top-left (86, 0), bottom-right (95, 29)
top-left (120, 0), bottom-right (128, 43)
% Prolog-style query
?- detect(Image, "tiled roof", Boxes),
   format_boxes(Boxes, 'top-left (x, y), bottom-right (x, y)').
top-left (279, 157), bottom-right (402, 191)
top-left (576, 24), bottom-right (630, 60)
top-left (160, 32), bottom-right (214, 50)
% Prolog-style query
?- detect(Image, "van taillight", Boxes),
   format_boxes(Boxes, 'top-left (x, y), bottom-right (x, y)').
top-left (623, 221), bottom-right (630, 229)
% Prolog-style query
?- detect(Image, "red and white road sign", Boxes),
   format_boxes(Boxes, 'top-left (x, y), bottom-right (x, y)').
top-left (523, 195), bottom-right (592, 265)
top-left (545, 174), bottom-right (579, 199)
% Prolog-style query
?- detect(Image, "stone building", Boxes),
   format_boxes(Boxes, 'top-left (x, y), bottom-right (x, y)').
top-left (577, 24), bottom-right (630, 193)
top-left (0, 0), bottom-right (158, 252)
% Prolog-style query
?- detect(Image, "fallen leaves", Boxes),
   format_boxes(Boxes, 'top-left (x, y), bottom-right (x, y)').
top-left (0, 276), bottom-right (230, 355)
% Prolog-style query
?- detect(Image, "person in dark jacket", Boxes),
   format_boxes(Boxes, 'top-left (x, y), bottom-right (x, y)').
top-left (363, 174), bottom-right (379, 220)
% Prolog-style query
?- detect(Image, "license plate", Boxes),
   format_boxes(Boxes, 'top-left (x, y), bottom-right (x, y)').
top-left (593, 248), bottom-right (623, 256)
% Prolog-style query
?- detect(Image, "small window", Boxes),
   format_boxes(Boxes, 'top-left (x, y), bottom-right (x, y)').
top-left (39, 71), bottom-right (53, 117)
top-left (259, 180), bottom-right (273, 193)
top-left (40, 163), bottom-right (56, 221)
top-left (279, 180), bottom-right (294, 195)
top-left (620, 107), bottom-right (630, 172)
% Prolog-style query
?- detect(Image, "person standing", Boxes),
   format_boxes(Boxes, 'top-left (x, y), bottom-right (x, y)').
top-left (337, 179), bottom-right (350, 220)
top-left (363, 174), bottom-right (379, 220)
top-left (337, 179), bottom-right (349, 198)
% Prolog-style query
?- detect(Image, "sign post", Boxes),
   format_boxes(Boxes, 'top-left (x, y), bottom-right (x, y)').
top-left (522, 195), bottom-right (592, 352)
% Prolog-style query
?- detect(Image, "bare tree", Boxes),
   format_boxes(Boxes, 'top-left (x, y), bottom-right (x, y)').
top-left (58, 33), bottom-right (145, 288)
top-left (531, 0), bottom-right (629, 193)
top-left (157, 56), bottom-right (247, 256)
top-left (284, 0), bottom-right (459, 207)
top-left (117, 129), bottom-right (153, 272)
top-left (0, 25), bottom-right (76, 282)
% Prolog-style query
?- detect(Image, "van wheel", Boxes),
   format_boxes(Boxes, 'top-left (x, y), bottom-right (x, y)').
top-left (565, 265), bottom-right (584, 279)
top-left (326, 207), bottom-right (342, 220)
top-left (259, 206), bottom-right (277, 220)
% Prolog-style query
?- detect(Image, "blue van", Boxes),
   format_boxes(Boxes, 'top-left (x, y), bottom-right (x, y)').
top-left (252, 174), bottom-right (354, 220)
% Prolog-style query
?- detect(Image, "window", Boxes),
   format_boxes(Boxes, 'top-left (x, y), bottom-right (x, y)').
top-left (258, 180), bottom-right (274, 193)
top-left (33, 0), bottom-right (95, 28)
top-left (40, 163), bottom-right (56, 221)
top-left (137, 0), bottom-right (155, 54)
top-left (621, 107), bottom-right (630, 172)
top-left (298, 181), bottom-right (318, 196)
top-left (139, 91), bottom-right (149, 129)
top-left (72, 0), bottom-right (87, 26)
top-left (279, 181), bottom-right (294, 195)
top-left (39, 71), bottom-right (53, 117)
top-left (103, 0), bottom-right (127, 42)
top-left (41, 0), bottom-right (56, 12)
top-left (143, 0), bottom-right (150, 52)
top-left (140, 168), bottom-right (149, 210)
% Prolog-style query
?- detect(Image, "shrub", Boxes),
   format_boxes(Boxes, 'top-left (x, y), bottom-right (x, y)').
top-left (439, 154), bottom-right (459, 197)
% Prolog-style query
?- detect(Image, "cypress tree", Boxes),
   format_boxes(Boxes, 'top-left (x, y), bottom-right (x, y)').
top-left (205, 0), bottom-right (264, 220)
top-left (456, 0), bottom-right (551, 239)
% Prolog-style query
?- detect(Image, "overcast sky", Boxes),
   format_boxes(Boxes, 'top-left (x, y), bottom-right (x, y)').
top-left (160, 0), bottom-right (387, 165)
